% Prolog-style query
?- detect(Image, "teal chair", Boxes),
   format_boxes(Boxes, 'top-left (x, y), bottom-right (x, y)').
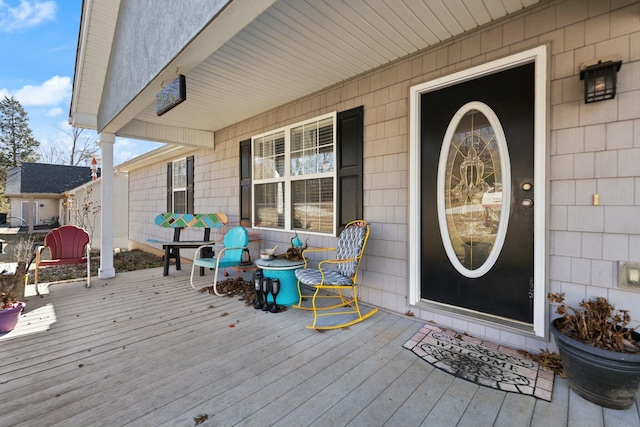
top-left (190, 226), bottom-right (249, 296)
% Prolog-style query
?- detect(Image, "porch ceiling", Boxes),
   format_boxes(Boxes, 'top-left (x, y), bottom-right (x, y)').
top-left (70, 0), bottom-right (542, 144)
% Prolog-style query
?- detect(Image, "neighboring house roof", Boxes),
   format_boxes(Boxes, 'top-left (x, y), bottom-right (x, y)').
top-left (5, 163), bottom-right (96, 196)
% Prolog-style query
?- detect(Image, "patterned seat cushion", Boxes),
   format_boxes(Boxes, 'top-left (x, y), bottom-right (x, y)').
top-left (295, 268), bottom-right (354, 286)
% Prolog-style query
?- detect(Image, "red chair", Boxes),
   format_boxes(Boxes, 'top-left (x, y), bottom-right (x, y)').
top-left (34, 225), bottom-right (91, 295)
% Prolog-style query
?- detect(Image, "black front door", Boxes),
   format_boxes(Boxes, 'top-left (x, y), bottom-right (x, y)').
top-left (420, 63), bottom-right (535, 323)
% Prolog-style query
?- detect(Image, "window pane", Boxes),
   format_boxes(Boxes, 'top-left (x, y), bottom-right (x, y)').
top-left (173, 159), bottom-right (186, 188)
top-left (173, 190), bottom-right (186, 213)
top-left (290, 118), bottom-right (334, 176)
top-left (254, 131), bottom-right (285, 180)
top-left (292, 178), bottom-right (333, 233)
top-left (254, 183), bottom-right (285, 228)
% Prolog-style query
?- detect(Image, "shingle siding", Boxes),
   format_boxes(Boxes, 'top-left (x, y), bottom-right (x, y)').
top-left (126, 0), bottom-right (640, 352)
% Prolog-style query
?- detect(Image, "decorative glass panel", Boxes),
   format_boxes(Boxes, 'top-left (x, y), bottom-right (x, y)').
top-left (254, 182), bottom-right (285, 228)
top-left (292, 178), bottom-right (333, 233)
top-left (437, 102), bottom-right (511, 278)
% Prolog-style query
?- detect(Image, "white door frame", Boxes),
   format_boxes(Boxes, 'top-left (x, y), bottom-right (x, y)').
top-left (408, 45), bottom-right (549, 338)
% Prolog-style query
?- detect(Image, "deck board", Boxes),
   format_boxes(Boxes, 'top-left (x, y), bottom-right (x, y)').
top-left (0, 266), bottom-right (636, 427)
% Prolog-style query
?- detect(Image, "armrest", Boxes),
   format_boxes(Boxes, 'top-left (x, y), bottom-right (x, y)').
top-left (217, 245), bottom-right (248, 257)
top-left (34, 245), bottom-right (47, 265)
top-left (317, 255), bottom-right (360, 271)
top-left (301, 247), bottom-right (336, 266)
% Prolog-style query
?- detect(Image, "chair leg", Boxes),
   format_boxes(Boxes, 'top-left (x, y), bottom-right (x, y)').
top-left (305, 285), bottom-right (378, 330)
top-left (86, 254), bottom-right (91, 289)
top-left (189, 263), bottom-right (199, 290)
top-left (310, 286), bottom-right (322, 329)
top-left (292, 279), bottom-right (312, 310)
top-left (191, 263), bottom-right (225, 297)
top-left (34, 268), bottom-right (40, 296)
top-left (211, 266), bottom-right (224, 297)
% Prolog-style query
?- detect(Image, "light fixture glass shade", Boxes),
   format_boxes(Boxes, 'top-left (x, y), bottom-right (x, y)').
top-left (580, 60), bottom-right (622, 103)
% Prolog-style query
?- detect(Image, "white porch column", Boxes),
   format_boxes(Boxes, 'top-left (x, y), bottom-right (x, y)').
top-left (98, 133), bottom-right (116, 279)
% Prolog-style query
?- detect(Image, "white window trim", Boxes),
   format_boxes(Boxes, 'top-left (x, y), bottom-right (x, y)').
top-left (252, 112), bottom-right (337, 236)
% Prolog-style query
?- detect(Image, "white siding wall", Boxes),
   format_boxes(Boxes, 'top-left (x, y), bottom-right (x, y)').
top-left (7, 197), bottom-right (60, 227)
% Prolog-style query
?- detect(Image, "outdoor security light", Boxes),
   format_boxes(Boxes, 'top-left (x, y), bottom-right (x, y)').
top-left (579, 60), bottom-right (622, 104)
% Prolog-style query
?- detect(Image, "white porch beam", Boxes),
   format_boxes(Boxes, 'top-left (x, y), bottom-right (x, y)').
top-left (117, 120), bottom-right (214, 148)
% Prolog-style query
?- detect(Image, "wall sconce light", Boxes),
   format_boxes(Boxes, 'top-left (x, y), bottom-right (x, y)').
top-left (579, 59), bottom-right (622, 104)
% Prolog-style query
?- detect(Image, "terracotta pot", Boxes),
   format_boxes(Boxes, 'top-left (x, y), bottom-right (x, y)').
top-left (551, 318), bottom-right (640, 409)
top-left (0, 302), bottom-right (25, 332)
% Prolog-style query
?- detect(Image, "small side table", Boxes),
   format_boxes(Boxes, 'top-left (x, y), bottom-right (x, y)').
top-left (255, 258), bottom-right (304, 306)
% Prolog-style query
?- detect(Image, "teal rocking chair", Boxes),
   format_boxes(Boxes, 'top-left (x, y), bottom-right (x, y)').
top-left (190, 226), bottom-right (249, 296)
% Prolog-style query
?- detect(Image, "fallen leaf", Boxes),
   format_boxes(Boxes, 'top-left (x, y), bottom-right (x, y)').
top-left (193, 414), bottom-right (208, 426)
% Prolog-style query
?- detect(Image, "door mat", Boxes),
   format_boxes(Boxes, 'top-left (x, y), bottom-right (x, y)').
top-left (403, 324), bottom-right (554, 401)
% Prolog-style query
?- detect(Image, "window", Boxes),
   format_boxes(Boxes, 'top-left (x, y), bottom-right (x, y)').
top-left (243, 106), bottom-right (363, 235)
top-left (253, 114), bottom-right (336, 234)
top-left (167, 155), bottom-right (194, 214)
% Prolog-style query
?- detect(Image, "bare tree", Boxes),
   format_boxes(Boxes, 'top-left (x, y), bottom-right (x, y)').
top-left (54, 126), bottom-right (99, 166)
top-left (38, 141), bottom-right (65, 164)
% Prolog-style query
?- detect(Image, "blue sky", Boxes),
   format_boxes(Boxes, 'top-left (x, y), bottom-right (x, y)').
top-left (0, 0), bottom-right (161, 166)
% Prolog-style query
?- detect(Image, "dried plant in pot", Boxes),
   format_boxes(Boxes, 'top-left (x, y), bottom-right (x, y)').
top-left (548, 293), bottom-right (640, 409)
top-left (0, 236), bottom-right (34, 332)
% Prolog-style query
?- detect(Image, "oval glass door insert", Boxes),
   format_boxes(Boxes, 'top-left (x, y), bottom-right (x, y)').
top-left (436, 102), bottom-right (511, 278)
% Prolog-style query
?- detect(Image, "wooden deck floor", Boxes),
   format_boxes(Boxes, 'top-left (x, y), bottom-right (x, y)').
top-left (1, 267), bottom-right (639, 427)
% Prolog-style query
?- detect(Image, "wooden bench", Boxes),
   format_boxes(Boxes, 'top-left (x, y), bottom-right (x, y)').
top-left (147, 213), bottom-right (227, 276)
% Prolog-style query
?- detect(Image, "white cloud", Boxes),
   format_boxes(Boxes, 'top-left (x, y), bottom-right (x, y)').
top-left (114, 137), bottom-right (163, 165)
top-left (14, 75), bottom-right (71, 107)
top-left (45, 106), bottom-right (62, 116)
top-left (0, 0), bottom-right (56, 32)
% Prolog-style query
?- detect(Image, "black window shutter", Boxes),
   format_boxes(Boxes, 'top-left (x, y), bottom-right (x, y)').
top-left (166, 162), bottom-right (173, 212)
top-left (337, 106), bottom-right (364, 229)
top-left (186, 155), bottom-right (194, 214)
top-left (239, 139), bottom-right (252, 224)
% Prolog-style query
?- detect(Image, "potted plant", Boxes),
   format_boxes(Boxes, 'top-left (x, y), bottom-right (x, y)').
top-left (0, 236), bottom-right (34, 332)
top-left (548, 293), bottom-right (640, 409)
